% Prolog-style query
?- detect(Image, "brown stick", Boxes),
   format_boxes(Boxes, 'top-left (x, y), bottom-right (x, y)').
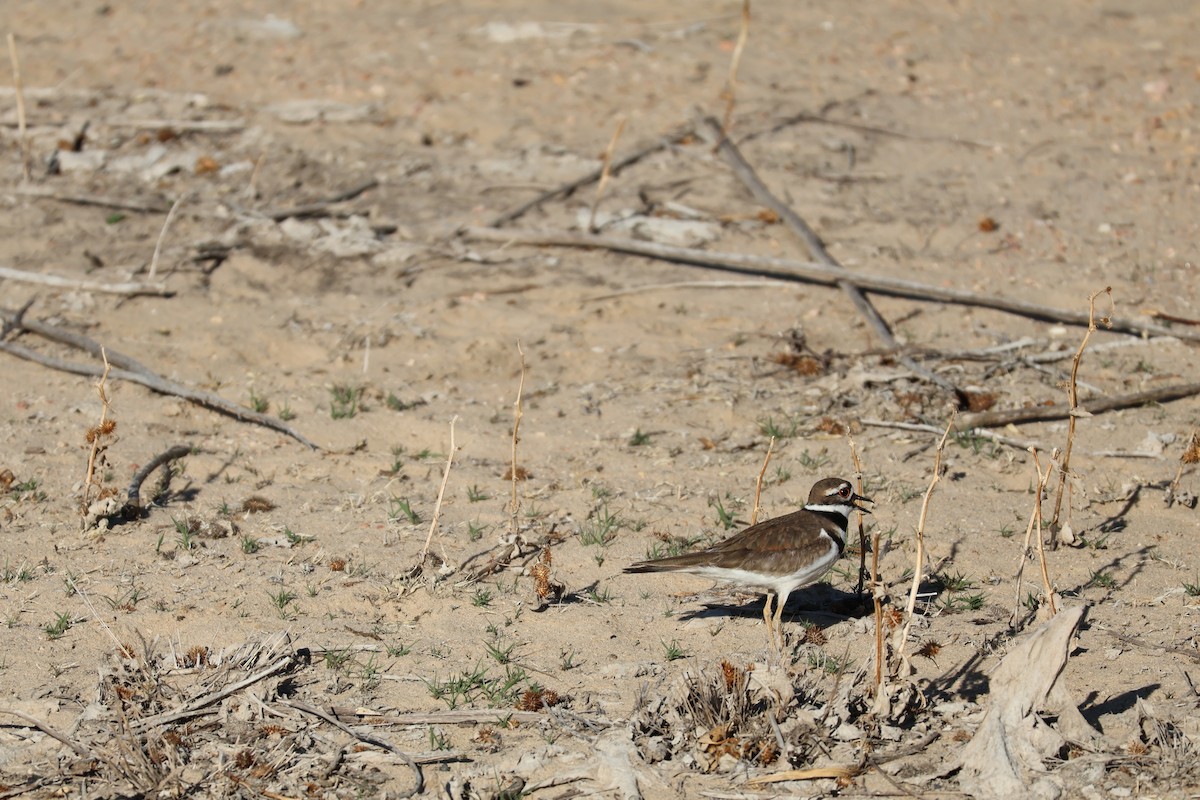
top-left (0, 310), bottom-right (319, 449)
top-left (0, 708), bottom-right (91, 758)
top-left (954, 381), bottom-right (1200, 431)
top-left (460, 227), bottom-right (1198, 342)
top-left (0, 265), bottom-right (174, 297)
top-left (588, 117), bottom-right (626, 232)
top-left (259, 178), bottom-right (379, 221)
top-left (487, 125), bottom-right (695, 228)
top-left (697, 114), bottom-right (959, 394)
top-left (750, 436), bottom-right (775, 526)
top-left (16, 186), bottom-right (171, 213)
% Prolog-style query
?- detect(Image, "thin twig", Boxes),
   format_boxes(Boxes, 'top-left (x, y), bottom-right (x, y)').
top-left (1031, 449), bottom-right (1058, 617)
top-left (588, 117), bottom-right (627, 232)
top-left (0, 308), bottom-right (318, 449)
top-left (419, 415), bottom-right (458, 567)
top-left (0, 265), bottom-right (173, 297)
top-left (7, 34), bottom-right (30, 182)
top-left (461, 227), bottom-right (1198, 342)
top-left (107, 117), bottom-right (246, 132)
top-left (487, 125), bottom-right (695, 227)
top-left (750, 436), bottom-right (775, 526)
top-left (148, 193), bottom-right (189, 280)
top-left (509, 343), bottom-right (526, 536)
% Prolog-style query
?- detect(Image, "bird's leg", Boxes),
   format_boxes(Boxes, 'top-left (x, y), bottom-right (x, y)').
top-left (762, 592), bottom-right (779, 653)
top-left (773, 590), bottom-right (789, 654)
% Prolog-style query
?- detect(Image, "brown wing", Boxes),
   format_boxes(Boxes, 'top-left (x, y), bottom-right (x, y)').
top-left (625, 509), bottom-right (832, 573)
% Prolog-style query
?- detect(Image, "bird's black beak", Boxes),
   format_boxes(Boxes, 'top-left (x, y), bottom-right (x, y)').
top-left (852, 492), bottom-right (873, 514)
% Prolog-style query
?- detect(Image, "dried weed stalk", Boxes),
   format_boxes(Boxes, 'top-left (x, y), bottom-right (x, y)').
top-left (587, 116), bottom-right (627, 233)
top-left (1166, 429), bottom-right (1200, 508)
top-left (1048, 286), bottom-right (1113, 546)
top-left (7, 33), bottom-right (30, 182)
top-left (1011, 447), bottom-right (1060, 624)
top-left (418, 414), bottom-right (458, 571)
top-left (719, 0), bottom-right (752, 138)
top-left (750, 435), bottom-right (775, 526)
top-left (82, 350), bottom-right (120, 532)
top-left (847, 434), bottom-right (867, 595)
top-left (874, 417), bottom-right (951, 717)
top-left (508, 343), bottom-right (526, 536)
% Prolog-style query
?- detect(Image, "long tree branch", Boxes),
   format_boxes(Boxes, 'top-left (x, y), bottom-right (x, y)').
top-left (0, 311), bottom-right (319, 449)
top-left (697, 114), bottom-right (959, 394)
top-left (459, 226), bottom-right (1198, 343)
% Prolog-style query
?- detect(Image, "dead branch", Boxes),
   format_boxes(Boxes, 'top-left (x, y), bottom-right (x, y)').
top-left (697, 114), bottom-right (959, 395)
top-left (588, 117), bottom-right (626, 232)
top-left (0, 265), bottom-right (174, 297)
top-left (460, 226), bottom-right (1197, 342)
top-left (487, 124), bottom-right (695, 228)
top-left (0, 708), bottom-right (91, 758)
top-left (130, 654), bottom-right (293, 731)
top-left (282, 699), bottom-right (422, 798)
top-left (0, 308), bottom-right (319, 449)
top-left (16, 185), bottom-right (171, 213)
top-left (955, 381), bottom-right (1200, 431)
top-left (124, 444), bottom-right (191, 512)
top-left (258, 178), bottom-right (379, 221)
top-left (418, 416), bottom-right (458, 567)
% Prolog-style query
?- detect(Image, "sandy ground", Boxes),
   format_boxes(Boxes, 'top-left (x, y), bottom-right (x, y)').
top-left (2, 1), bottom-right (1200, 798)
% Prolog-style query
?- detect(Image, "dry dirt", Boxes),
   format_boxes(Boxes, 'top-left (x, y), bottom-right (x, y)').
top-left (2, 1), bottom-right (1200, 798)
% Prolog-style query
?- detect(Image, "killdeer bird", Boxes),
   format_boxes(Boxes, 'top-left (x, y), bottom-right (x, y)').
top-left (624, 477), bottom-right (871, 650)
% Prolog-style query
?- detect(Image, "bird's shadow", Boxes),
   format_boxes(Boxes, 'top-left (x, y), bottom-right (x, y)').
top-left (678, 583), bottom-right (869, 629)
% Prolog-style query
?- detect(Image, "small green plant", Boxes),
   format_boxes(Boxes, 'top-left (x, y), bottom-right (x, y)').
top-left (997, 524), bottom-right (1015, 539)
top-left (240, 535), bottom-right (261, 554)
top-left (248, 389), bottom-right (269, 414)
top-left (467, 521), bottom-right (486, 541)
top-left (428, 727), bottom-right (451, 751)
top-left (938, 571), bottom-right (975, 592)
top-left (758, 415), bottom-right (798, 439)
top-left (323, 649), bottom-right (354, 671)
top-left (485, 640), bottom-right (517, 665)
top-left (174, 518), bottom-right (197, 551)
top-left (466, 485), bottom-right (490, 503)
top-left (807, 650), bottom-right (852, 674)
top-left (284, 526), bottom-right (311, 545)
top-left (329, 384), bottom-right (363, 419)
top-left (797, 449), bottom-right (830, 471)
top-left (389, 498), bottom-right (421, 525)
top-left (662, 639), bottom-right (687, 662)
top-left (1184, 578), bottom-right (1200, 597)
top-left (387, 642), bottom-right (412, 657)
top-left (560, 650), bottom-right (579, 671)
top-left (278, 402), bottom-right (296, 421)
top-left (1, 560), bottom-right (33, 584)
top-left (773, 466), bottom-right (792, 484)
top-left (44, 612), bottom-right (72, 640)
top-left (586, 586), bottom-right (614, 604)
top-left (472, 588), bottom-right (493, 608)
top-left (712, 497), bottom-right (741, 530)
top-left (579, 504), bottom-right (620, 546)
top-left (268, 589), bottom-right (297, 619)
top-left (628, 428), bottom-right (652, 446)
top-left (63, 571), bottom-right (79, 596)
top-left (106, 212), bottom-right (126, 225)
top-left (1087, 571), bottom-right (1117, 590)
